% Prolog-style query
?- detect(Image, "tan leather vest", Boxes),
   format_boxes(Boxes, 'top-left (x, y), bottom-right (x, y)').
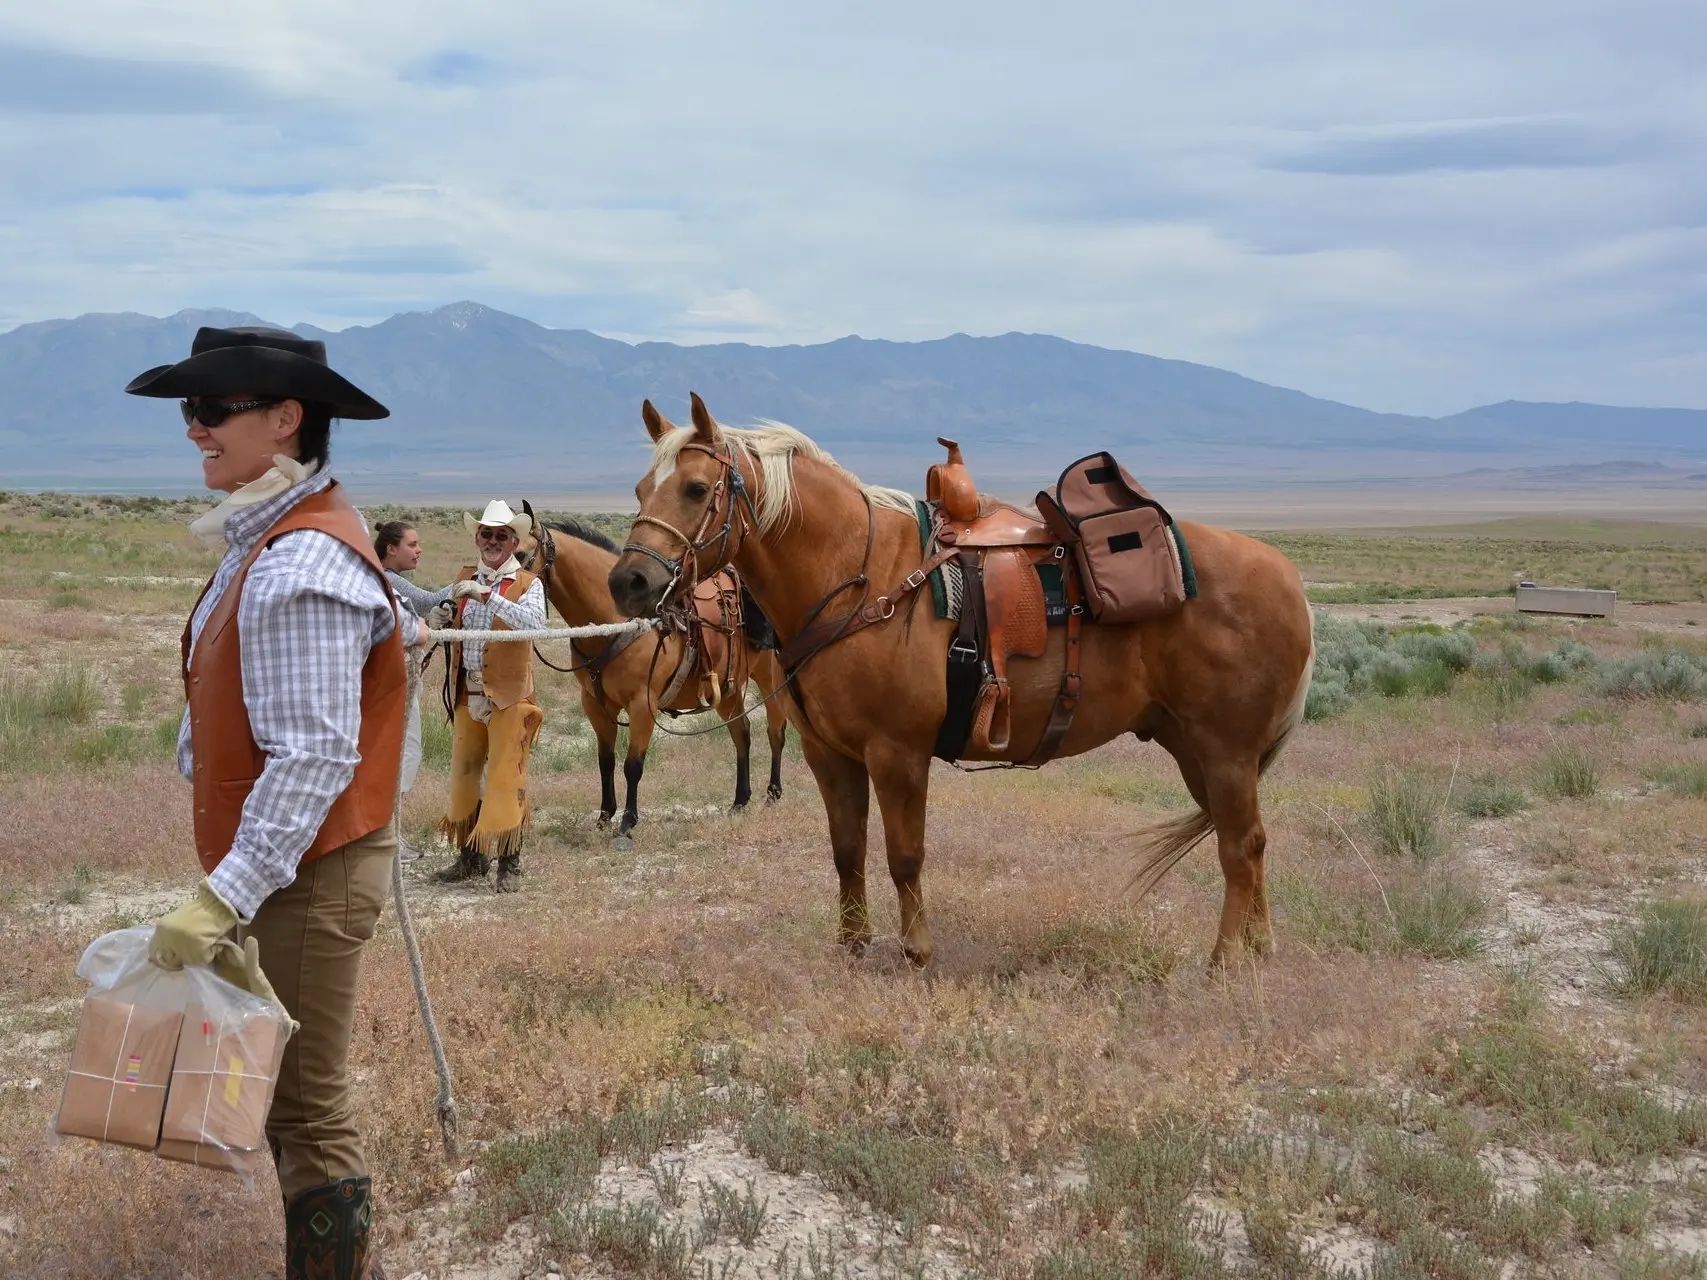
top-left (181, 483), bottom-right (406, 874)
top-left (450, 566), bottom-right (538, 709)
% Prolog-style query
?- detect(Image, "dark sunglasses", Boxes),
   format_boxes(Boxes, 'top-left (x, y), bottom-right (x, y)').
top-left (180, 398), bottom-right (281, 428)
top-left (476, 527), bottom-right (516, 542)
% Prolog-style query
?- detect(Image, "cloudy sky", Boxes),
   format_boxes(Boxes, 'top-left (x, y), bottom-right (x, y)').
top-left (1, 1), bottom-right (1701, 415)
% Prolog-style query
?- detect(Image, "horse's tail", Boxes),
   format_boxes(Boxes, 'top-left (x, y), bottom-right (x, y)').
top-left (1129, 808), bottom-right (1217, 900)
top-left (1130, 620), bottom-right (1316, 899)
top-left (1260, 625), bottom-right (1315, 776)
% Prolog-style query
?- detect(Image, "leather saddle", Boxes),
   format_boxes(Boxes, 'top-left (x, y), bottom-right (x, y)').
top-left (925, 439), bottom-right (1079, 761)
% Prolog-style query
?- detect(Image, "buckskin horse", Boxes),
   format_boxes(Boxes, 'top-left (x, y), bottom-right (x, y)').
top-left (528, 515), bottom-right (791, 836)
top-left (607, 395), bottom-right (1315, 970)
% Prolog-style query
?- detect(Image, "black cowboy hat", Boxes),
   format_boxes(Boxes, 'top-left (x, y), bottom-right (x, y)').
top-left (124, 325), bottom-right (389, 420)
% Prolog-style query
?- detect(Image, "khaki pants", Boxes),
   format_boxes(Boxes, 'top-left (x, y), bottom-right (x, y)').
top-left (242, 824), bottom-right (395, 1200)
top-left (441, 697), bottom-right (543, 858)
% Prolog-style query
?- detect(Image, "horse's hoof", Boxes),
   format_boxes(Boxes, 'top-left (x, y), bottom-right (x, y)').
top-left (902, 946), bottom-right (932, 971)
top-left (765, 787), bottom-right (782, 804)
top-left (596, 814), bottom-right (614, 831)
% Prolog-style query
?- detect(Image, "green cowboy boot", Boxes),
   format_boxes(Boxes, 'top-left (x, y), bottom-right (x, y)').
top-left (285, 1176), bottom-right (385, 1279)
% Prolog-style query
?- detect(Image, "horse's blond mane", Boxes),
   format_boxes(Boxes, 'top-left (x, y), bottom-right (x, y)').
top-left (648, 419), bottom-right (915, 536)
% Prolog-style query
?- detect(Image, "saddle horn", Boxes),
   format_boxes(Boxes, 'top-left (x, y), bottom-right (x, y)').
top-left (926, 437), bottom-right (979, 523)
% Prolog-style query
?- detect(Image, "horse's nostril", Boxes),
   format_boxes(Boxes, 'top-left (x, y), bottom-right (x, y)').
top-left (629, 571), bottom-right (648, 595)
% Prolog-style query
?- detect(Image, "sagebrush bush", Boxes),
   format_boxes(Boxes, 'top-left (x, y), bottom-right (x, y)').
top-left (1308, 614), bottom-right (1478, 719)
top-left (1394, 628), bottom-right (1477, 672)
top-left (1593, 649), bottom-right (1707, 700)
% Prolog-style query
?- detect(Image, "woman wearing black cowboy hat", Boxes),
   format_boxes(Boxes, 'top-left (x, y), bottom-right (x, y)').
top-left (129, 325), bottom-right (425, 1280)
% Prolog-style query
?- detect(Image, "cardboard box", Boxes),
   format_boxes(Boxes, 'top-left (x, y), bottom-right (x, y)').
top-left (56, 996), bottom-right (183, 1150)
top-left (155, 1135), bottom-right (271, 1176)
top-left (158, 1002), bottom-right (284, 1164)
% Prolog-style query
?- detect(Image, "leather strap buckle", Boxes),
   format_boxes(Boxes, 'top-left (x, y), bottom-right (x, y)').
top-left (858, 597), bottom-right (896, 625)
top-left (904, 568), bottom-right (928, 591)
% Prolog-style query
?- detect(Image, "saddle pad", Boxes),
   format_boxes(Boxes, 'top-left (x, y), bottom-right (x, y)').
top-left (1173, 523), bottom-right (1199, 599)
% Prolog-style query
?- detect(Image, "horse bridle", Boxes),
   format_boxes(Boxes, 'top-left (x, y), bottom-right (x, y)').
top-left (620, 440), bottom-right (759, 602)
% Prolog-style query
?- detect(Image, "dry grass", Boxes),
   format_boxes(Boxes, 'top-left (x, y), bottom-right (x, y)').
top-left (3, 505), bottom-right (1706, 1278)
top-left (1260, 521), bottom-right (1707, 603)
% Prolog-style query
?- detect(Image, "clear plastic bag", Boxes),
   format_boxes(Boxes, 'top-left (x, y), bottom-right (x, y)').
top-left (54, 926), bottom-right (292, 1180)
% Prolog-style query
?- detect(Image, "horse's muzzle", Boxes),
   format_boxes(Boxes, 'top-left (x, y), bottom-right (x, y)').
top-left (608, 552), bottom-right (674, 618)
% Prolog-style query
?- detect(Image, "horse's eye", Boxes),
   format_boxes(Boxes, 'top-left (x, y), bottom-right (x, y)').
top-left (684, 481), bottom-right (711, 502)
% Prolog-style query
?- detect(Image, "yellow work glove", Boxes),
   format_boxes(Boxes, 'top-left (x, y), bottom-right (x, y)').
top-left (148, 878), bottom-right (239, 970)
top-left (213, 937), bottom-right (299, 1038)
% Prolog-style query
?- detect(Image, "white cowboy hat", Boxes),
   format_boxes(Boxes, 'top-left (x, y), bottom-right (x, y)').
top-left (463, 499), bottom-right (532, 537)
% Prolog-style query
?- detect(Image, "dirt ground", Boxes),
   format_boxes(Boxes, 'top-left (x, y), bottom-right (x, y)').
top-left (1, 495), bottom-right (1704, 1279)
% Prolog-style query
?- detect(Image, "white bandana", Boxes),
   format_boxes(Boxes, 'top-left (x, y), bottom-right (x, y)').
top-left (189, 455), bottom-right (320, 550)
top-left (475, 555), bottom-right (521, 585)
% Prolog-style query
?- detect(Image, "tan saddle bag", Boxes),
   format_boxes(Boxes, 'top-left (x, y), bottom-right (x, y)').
top-left (1035, 452), bottom-right (1186, 624)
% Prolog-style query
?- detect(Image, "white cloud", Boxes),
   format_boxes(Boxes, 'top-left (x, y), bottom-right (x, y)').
top-left (0, 0), bottom-right (1703, 414)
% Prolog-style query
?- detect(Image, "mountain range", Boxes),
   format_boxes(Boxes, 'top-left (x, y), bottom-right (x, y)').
top-left (3, 302), bottom-right (1704, 498)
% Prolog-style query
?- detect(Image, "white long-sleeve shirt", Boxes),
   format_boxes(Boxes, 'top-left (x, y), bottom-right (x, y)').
top-left (385, 570), bottom-right (452, 617)
top-left (178, 470), bottom-right (419, 917)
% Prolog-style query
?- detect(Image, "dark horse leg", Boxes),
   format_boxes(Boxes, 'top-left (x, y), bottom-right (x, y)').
top-left (764, 702), bottom-right (787, 802)
top-left (723, 687), bottom-right (753, 811)
top-left (618, 704), bottom-right (655, 837)
top-left (868, 746), bottom-right (934, 969)
top-left (582, 689), bottom-right (619, 829)
top-left (800, 730), bottom-right (873, 953)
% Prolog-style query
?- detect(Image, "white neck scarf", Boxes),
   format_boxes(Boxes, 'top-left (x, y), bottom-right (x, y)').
top-left (475, 554), bottom-right (522, 585)
top-left (189, 455), bottom-right (320, 550)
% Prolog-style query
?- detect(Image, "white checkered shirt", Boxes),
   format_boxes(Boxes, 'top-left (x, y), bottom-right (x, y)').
top-left (457, 569), bottom-right (546, 682)
top-left (177, 470), bottom-right (420, 917)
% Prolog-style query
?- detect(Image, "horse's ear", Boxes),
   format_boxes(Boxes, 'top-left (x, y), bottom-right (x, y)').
top-left (641, 399), bottom-right (674, 443)
top-left (689, 391), bottom-right (719, 444)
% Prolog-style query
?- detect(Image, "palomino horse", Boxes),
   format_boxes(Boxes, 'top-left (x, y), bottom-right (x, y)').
top-left (532, 517), bottom-right (790, 835)
top-left (607, 396), bottom-right (1315, 970)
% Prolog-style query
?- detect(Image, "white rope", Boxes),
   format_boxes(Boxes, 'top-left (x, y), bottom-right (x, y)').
top-left (422, 620), bottom-right (653, 644)
top-left (387, 614), bottom-right (653, 1160)
top-left (393, 650), bottom-right (459, 1158)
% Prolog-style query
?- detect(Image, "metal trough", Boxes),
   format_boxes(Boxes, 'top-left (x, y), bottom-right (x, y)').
top-left (1515, 585), bottom-right (1616, 618)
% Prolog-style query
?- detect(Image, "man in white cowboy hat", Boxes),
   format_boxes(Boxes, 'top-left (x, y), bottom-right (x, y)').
top-left (435, 499), bottom-right (547, 891)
